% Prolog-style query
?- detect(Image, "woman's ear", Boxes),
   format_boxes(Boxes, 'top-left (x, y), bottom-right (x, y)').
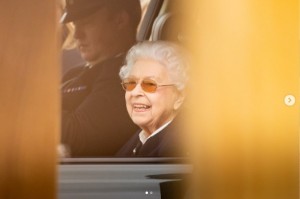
top-left (173, 92), bottom-right (185, 111)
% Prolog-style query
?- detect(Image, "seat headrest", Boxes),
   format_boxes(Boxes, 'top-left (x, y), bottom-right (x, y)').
top-left (151, 12), bottom-right (185, 43)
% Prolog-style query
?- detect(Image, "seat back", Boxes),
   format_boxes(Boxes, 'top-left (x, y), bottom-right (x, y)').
top-left (150, 12), bottom-right (185, 43)
top-left (137, 0), bottom-right (164, 41)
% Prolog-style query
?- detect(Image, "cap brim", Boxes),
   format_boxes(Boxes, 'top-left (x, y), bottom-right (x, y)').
top-left (60, 12), bottom-right (69, 23)
top-left (60, 3), bottom-right (105, 23)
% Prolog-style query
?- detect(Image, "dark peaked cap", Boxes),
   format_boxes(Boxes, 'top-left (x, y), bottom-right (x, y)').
top-left (60, 0), bottom-right (141, 24)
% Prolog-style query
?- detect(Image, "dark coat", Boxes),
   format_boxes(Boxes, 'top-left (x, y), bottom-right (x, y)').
top-left (116, 116), bottom-right (188, 157)
top-left (61, 55), bottom-right (138, 157)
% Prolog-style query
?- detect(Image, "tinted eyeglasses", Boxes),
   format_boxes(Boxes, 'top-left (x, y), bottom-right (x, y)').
top-left (121, 78), bottom-right (175, 93)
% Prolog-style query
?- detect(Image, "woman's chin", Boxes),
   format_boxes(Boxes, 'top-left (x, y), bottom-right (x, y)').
top-left (131, 117), bottom-right (150, 129)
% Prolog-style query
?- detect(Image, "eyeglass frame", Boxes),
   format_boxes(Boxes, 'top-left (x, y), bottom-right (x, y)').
top-left (121, 77), bottom-right (176, 93)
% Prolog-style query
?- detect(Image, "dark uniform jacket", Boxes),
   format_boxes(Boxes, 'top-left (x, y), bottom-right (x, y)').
top-left (116, 116), bottom-right (188, 157)
top-left (61, 55), bottom-right (138, 157)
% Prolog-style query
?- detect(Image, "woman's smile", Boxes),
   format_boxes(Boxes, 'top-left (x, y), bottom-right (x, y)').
top-left (132, 103), bottom-right (151, 112)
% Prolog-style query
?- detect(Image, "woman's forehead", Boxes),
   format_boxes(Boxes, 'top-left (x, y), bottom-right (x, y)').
top-left (131, 58), bottom-right (166, 72)
top-left (126, 75), bottom-right (162, 81)
top-left (129, 59), bottom-right (170, 80)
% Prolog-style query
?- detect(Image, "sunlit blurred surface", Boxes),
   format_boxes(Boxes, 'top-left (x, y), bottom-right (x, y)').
top-left (0, 1), bottom-right (60, 198)
top-left (185, 0), bottom-right (299, 198)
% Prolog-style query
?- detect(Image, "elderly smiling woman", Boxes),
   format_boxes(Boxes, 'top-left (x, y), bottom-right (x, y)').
top-left (116, 41), bottom-right (189, 157)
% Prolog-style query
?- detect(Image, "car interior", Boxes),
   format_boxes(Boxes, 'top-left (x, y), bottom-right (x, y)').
top-left (59, 1), bottom-right (193, 199)
top-left (1, 0), bottom-right (298, 198)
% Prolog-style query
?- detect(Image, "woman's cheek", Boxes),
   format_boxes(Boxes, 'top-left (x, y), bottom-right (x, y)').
top-left (125, 93), bottom-right (132, 116)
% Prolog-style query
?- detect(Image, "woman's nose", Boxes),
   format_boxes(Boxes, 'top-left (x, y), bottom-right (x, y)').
top-left (130, 83), bottom-right (144, 96)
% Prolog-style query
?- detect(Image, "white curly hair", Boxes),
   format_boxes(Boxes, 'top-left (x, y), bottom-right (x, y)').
top-left (119, 41), bottom-right (189, 91)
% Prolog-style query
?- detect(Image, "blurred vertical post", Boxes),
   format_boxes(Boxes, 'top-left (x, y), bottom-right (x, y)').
top-left (0, 1), bottom-right (60, 199)
top-left (185, 0), bottom-right (299, 198)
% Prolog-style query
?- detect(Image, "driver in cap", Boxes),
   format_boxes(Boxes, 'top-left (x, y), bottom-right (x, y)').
top-left (60, 0), bottom-right (141, 157)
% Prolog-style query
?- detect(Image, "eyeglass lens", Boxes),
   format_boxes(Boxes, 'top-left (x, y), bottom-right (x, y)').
top-left (122, 78), bottom-right (158, 93)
